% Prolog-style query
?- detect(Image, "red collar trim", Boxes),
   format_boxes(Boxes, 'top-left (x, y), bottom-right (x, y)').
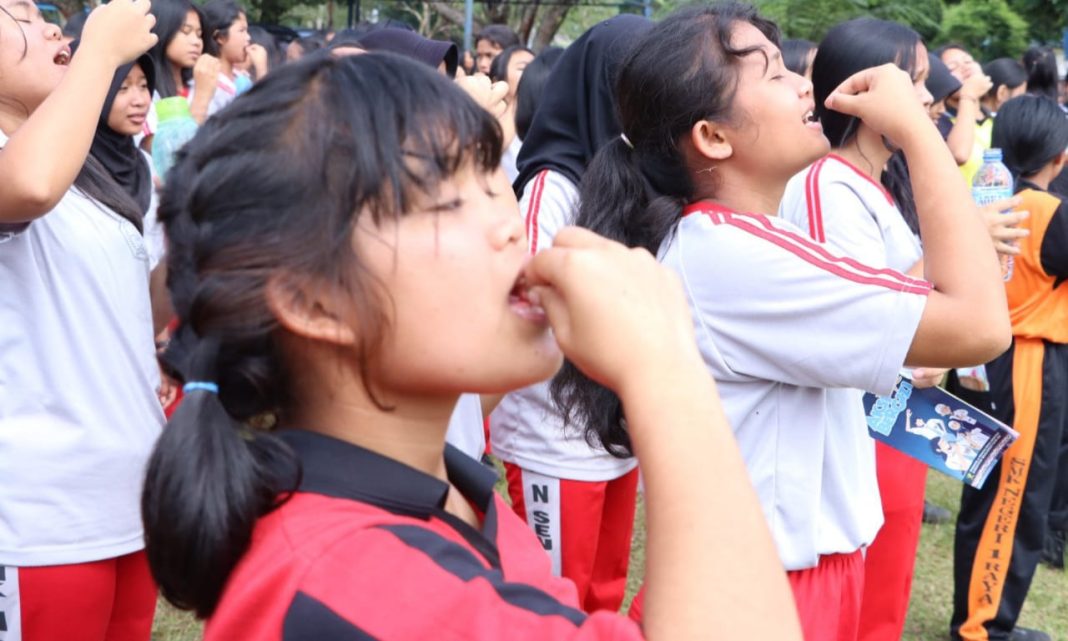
top-left (825, 154), bottom-right (895, 204)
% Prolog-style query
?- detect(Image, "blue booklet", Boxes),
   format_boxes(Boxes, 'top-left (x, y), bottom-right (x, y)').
top-left (863, 376), bottom-right (1018, 489)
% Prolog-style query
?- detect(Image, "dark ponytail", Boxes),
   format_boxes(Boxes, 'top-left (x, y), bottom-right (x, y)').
top-left (992, 94), bottom-right (1068, 181)
top-left (1023, 46), bottom-right (1059, 102)
top-left (142, 337), bottom-right (299, 618)
top-left (812, 18), bottom-right (920, 149)
top-left (881, 151), bottom-right (920, 236)
top-left (552, 3), bottom-right (780, 456)
top-left (142, 51), bottom-right (505, 617)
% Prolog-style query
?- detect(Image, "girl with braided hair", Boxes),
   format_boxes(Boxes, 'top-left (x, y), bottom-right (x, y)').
top-left (141, 51), bottom-right (803, 641)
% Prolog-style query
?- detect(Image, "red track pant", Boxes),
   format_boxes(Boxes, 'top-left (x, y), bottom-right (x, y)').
top-left (788, 549), bottom-right (865, 641)
top-left (858, 443), bottom-right (928, 641)
top-left (0, 551), bottom-right (156, 641)
top-left (629, 548), bottom-right (864, 639)
top-left (504, 462), bottom-right (639, 613)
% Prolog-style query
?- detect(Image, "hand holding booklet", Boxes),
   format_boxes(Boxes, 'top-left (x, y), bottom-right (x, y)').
top-left (863, 376), bottom-right (1018, 489)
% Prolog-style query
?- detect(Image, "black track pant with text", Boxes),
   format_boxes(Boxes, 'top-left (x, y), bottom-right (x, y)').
top-left (950, 338), bottom-right (1068, 641)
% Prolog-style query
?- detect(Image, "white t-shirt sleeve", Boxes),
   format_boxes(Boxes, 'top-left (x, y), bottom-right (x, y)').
top-left (801, 182), bottom-right (888, 265)
top-left (517, 169), bottom-right (579, 253)
top-left (672, 211), bottom-right (929, 395)
top-left (444, 393), bottom-right (485, 460)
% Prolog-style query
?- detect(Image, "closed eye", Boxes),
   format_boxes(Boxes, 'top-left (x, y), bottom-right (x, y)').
top-left (430, 198), bottom-right (464, 213)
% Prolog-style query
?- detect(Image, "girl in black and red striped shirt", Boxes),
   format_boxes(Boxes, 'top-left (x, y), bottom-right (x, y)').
top-left (141, 51), bottom-right (802, 641)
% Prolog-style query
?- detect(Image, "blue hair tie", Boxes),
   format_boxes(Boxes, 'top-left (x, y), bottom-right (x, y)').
top-left (183, 381), bottom-right (219, 394)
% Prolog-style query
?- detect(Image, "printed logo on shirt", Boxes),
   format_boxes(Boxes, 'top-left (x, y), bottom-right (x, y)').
top-left (118, 218), bottom-right (149, 263)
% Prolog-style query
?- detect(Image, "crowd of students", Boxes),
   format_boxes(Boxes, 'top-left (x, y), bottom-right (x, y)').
top-left (0, 1), bottom-right (1065, 641)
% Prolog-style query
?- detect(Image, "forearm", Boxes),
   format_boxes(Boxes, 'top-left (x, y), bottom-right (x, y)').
top-left (901, 120), bottom-right (1009, 362)
top-left (624, 359), bottom-right (801, 641)
top-left (0, 52), bottom-right (116, 221)
top-left (944, 99), bottom-right (979, 164)
top-left (189, 88), bottom-right (214, 125)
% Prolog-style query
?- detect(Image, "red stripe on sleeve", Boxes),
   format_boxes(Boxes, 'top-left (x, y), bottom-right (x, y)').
top-left (686, 205), bottom-right (931, 295)
top-left (738, 214), bottom-right (931, 294)
top-left (811, 158), bottom-right (827, 243)
top-left (525, 170), bottom-right (548, 255)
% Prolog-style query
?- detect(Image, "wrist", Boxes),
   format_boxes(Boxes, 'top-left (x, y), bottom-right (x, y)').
top-left (70, 40), bottom-right (121, 74)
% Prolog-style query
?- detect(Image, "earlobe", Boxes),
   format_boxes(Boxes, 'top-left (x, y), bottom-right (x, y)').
top-left (690, 120), bottom-right (733, 162)
top-left (265, 273), bottom-right (358, 346)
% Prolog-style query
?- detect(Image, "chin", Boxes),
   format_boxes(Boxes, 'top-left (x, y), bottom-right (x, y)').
top-left (488, 348), bottom-right (564, 394)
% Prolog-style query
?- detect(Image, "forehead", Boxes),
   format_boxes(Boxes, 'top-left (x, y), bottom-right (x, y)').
top-left (2, 0), bottom-right (36, 15)
top-left (730, 21), bottom-right (779, 71)
top-left (941, 48), bottom-right (972, 65)
top-left (509, 50), bottom-right (533, 65)
top-left (476, 40), bottom-right (501, 52)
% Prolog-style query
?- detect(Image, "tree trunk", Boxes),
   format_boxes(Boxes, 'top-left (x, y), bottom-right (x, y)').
top-left (517, 1), bottom-right (540, 45)
top-left (429, 1), bottom-right (478, 30)
top-left (531, 0), bottom-right (576, 50)
top-left (483, 0), bottom-right (509, 25)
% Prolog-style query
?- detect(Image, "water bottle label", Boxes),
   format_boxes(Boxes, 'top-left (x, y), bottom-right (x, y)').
top-left (972, 185), bottom-right (1013, 206)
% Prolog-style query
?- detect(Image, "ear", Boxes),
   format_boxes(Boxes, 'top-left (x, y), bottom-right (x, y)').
top-left (265, 273), bottom-right (357, 347)
top-left (689, 119), bottom-right (734, 162)
top-left (1053, 151), bottom-right (1068, 175)
top-left (995, 84), bottom-right (1010, 106)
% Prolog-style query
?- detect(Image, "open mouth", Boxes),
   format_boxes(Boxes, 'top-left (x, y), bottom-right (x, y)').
top-left (803, 109), bottom-right (819, 125)
top-left (508, 272), bottom-right (547, 324)
top-left (53, 47), bottom-right (71, 66)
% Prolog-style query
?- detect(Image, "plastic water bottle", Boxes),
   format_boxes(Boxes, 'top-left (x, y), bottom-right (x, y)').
top-left (151, 97), bottom-right (199, 183)
top-left (972, 148), bottom-right (1015, 281)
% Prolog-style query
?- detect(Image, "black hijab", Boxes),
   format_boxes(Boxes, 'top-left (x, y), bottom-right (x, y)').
top-left (72, 40), bottom-right (157, 217)
top-left (513, 15), bottom-right (652, 196)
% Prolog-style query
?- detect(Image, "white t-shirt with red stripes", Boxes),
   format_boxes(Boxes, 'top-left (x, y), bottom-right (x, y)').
top-left (660, 202), bottom-right (929, 571)
top-left (780, 153), bottom-right (922, 273)
top-left (490, 169), bottom-right (638, 480)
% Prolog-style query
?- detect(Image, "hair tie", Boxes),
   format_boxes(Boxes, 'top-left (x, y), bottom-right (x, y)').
top-left (620, 133), bottom-right (634, 149)
top-left (183, 381), bottom-right (219, 394)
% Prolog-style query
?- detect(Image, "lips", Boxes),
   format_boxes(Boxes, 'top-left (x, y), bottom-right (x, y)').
top-left (53, 46), bottom-right (71, 66)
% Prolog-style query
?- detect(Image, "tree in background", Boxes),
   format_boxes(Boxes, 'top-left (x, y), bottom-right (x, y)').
top-left (422, 0), bottom-right (584, 50)
top-left (752, 0), bottom-right (943, 42)
top-left (1005, 0), bottom-right (1068, 44)
top-left (941, 0), bottom-right (1029, 59)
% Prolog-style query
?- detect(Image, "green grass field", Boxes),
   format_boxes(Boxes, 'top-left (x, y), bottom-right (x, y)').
top-left (151, 472), bottom-right (1066, 640)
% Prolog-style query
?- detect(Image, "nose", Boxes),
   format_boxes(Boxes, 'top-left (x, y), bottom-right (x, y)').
top-left (487, 176), bottom-right (526, 251)
top-left (795, 72), bottom-right (813, 97)
top-left (132, 89), bottom-right (150, 108)
top-left (43, 21), bottom-right (61, 40)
